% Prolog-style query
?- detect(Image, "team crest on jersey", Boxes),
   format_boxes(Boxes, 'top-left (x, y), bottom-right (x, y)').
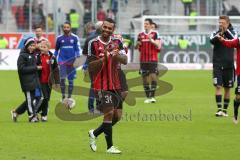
top-left (61, 40), bottom-right (64, 43)
top-left (70, 39), bottom-right (74, 44)
top-left (149, 34), bottom-right (154, 39)
top-left (141, 35), bottom-right (145, 39)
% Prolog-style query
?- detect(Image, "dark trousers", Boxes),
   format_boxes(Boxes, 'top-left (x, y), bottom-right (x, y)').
top-left (183, 2), bottom-right (192, 15)
top-left (16, 90), bottom-right (36, 116)
top-left (88, 82), bottom-right (95, 112)
top-left (88, 75), bottom-right (95, 112)
top-left (37, 83), bottom-right (51, 117)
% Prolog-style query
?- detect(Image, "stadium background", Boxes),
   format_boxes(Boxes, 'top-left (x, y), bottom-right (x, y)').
top-left (0, 0), bottom-right (240, 70)
top-left (1, 0), bottom-right (240, 160)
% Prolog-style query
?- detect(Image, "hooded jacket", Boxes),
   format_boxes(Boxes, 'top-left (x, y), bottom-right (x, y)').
top-left (17, 48), bottom-right (40, 92)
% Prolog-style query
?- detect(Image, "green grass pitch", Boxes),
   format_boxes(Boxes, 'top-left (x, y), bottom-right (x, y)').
top-left (0, 70), bottom-right (240, 160)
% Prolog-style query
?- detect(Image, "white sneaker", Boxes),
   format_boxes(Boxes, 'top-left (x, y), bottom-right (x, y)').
top-left (215, 110), bottom-right (223, 117)
top-left (222, 112), bottom-right (228, 117)
top-left (88, 129), bottom-right (97, 152)
top-left (106, 146), bottom-right (121, 154)
top-left (150, 97), bottom-right (156, 103)
top-left (41, 116), bottom-right (48, 122)
top-left (29, 116), bottom-right (39, 123)
top-left (233, 118), bottom-right (239, 124)
top-left (11, 110), bottom-right (17, 122)
top-left (144, 98), bottom-right (151, 104)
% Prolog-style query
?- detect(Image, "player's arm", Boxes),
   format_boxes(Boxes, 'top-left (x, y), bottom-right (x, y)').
top-left (54, 37), bottom-right (60, 57)
top-left (219, 37), bottom-right (239, 48)
top-left (112, 52), bottom-right (127, 65)
top-left (112, 41), bottom-right (127, 65)
top-left (135, 34), bottom-right (141, 49)
top-left (87, 41), bottom-right (104, 74)
top-left (210, 30), bottom-right (221, 45)
top-left (149, 33), bottom-right (161, 48)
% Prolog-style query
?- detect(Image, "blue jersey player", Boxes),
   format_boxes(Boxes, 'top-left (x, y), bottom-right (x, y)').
top-left (54, 22), bottom-right (82, 103)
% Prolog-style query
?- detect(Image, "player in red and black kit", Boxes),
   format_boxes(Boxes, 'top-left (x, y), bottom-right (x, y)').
top-left (218, 36), bottom-right (240, 124)
top-left (135, 18), bottom-right (161, 103)
top-left (87, 18), bottom-right (127, 154)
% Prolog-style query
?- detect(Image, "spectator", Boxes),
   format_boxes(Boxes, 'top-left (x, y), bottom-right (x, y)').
top-left (189, 8), bottom-right (197, 30)
top-left (32, 7), bottom-right (43, 29)
top-left (111, 0), bottom-right (118, 15)
top-left (83, 0), bottom-right (91, 10)
top-left (97, 6), bottom-right (106, 21)
top-left (0, 35), bottom-right (8, 49)
top-left (107, 9), bottom-right (115, 20)
top-left (227, 6), bottom-right (240, 16)
top-left (47, 14), bottom-right (54, 32)
top-left (38, 3), bottom-right (46, 26)
top-left (0, 0), bottom-right (3, 24)
top-left (83, 9), bottom-right (92, 25)
top-left (23, 0), bottom-right (30, 30)
top-left (15, 6), bottom-right (25, 31)
top-left (56, 8), bottom-right (66, 35)
top-left (69, 9), bottom-right (80, 35)
top-left (181, 0), bottom-right (193, 16)
top-left (178, 35), bottom-right (189, 50)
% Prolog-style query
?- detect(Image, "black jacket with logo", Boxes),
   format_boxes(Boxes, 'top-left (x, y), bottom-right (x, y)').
top-left (17, 49), bottom-right (40, 92)
top-left (210, 24), bottom-right (237, 69)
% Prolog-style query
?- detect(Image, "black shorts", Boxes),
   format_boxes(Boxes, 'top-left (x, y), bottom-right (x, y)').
top-left (118, 69), bottom-right (128, 92)
top-left (140, 62), bottom-right (158, 76)
top-left (213, 67), bottom-right (235, 88)
top-left (235, 76), bottom-right (240, 94)
top-left (95, 90), bottom-right (123, 110)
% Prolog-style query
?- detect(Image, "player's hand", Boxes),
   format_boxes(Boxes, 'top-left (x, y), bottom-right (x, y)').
top-left (83, 69), bottom-right (88, 76)
top-left (135, 41), bottom-right (141, 49)
top-left (111, 49), bottom-right (119, 56)
top-left (149, 38), bottom-right (154, 44)
top-left (52, 83), bottom-right (60, 90)
top-left (218, 36), bottom-right (225, 42)
top-left (216, 35), bottom-right (224, 41)
top-left (37, 66), bottom-right (42, 70)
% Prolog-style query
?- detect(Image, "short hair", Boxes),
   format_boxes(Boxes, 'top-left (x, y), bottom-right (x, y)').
top-left (34, 25), bottom-right (43, 30)
top-left (41, 40), bottom-right (51, 48)
top-left (104, 18), bottom-right (116, 27)
top-left (85, 22), bottom-right (95, 31)
top-left (63, 21), bottom-right (71, 26)
top-left (95, 21), bottom-right (103, 29)
top-left (151, 22), bottom-right (158, 29)
top-left (219, 15), bottom-right (230, 23)
top-left (144, 18), bottom-right (153, 24)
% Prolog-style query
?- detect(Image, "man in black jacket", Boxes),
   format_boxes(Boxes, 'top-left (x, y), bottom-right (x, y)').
top-left (11, 37), bottom-right (42, 122)
top-left (210, 16), bottom-right (237, 117)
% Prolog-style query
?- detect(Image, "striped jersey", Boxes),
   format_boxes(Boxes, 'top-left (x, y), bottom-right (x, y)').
top-left (137, 31), bottom-right (160, 62)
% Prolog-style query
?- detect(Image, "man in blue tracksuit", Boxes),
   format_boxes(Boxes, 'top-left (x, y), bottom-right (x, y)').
top-left (54, 22), bottom-right (82, 102)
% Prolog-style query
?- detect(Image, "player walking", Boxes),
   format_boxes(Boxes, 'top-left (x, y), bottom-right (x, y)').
top-left (54, 22), bottom-right (82, 105)
top-left (135, 18), bottom-right (161, 103)
top-left (87, 18), bottom-right (127, 154)
top-left (210, 16), bottom-right (237, 117)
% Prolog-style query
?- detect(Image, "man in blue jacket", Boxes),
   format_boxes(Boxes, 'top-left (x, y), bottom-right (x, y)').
top-left (54, 22), bottom-right (82, 103)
